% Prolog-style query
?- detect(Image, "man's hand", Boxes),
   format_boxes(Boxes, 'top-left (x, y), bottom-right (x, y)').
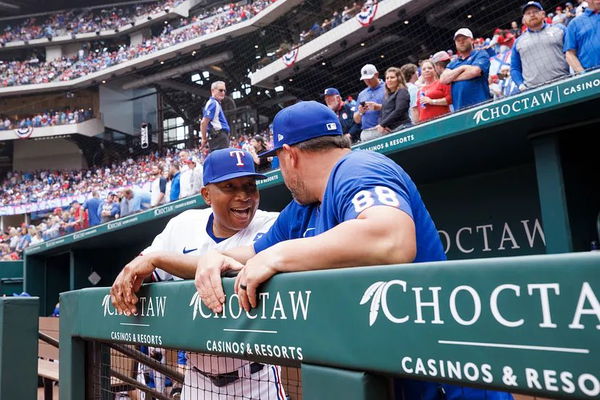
top-left (200, 138), bottom-right (208, 150)
top-left (110, 254), bottom-right (157, 315)
top-left (365, 101), bottom-right (382, 111)
top-left (234, 249), bottom-right (280, 312)
top-left (375, 124), bottom-right (390, 134)
top-left (195, 250), bottom-right (244, 313)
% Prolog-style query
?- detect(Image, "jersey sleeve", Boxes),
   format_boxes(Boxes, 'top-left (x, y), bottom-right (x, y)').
top-left (253, 204), bottom-right (296, 253)
top-left (472, 51), bottom-right (491, 75)
top-left (203, 100), bottom-right (216, 120)
top-left (140, 217), bottom-right (176, 255)
top-left (563, 21), bottom-right (578, 52)
top-left (335, 155), bottom-right (413, 222)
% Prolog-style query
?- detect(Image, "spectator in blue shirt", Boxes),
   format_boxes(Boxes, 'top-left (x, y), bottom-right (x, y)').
top-left (440, 28), bottom-right (491, 110)
top-left (99, 193), bottom-right (120, 223)
top-left (169, 162), bottom-right (181, 202)
top-left (564, 1), bottom-right (600, 72)
top-left (353, 64), bottom-right (386, 142)
top-left (123, 189), bottom-right (151, 214)
top-left (84, 191), bottom-right (102, 226)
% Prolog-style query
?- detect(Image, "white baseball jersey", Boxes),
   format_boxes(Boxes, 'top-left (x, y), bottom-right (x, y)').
top-left (141, 207), bottom-right (279, 374)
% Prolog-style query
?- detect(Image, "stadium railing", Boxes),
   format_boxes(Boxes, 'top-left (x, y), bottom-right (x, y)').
top-left (22, 68), bottom-right (600, 315)
top-left (52, 252), bottom-right (600, 399)
top-left (0, 0), bottom-right (303, 96)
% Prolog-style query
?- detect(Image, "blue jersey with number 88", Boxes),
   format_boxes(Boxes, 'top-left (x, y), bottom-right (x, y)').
top-left (254, 150), bottom-right (446, 263)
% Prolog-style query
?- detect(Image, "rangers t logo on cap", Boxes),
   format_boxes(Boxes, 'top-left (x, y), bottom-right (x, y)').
top-left (230, 150), bottom-right (246, 166)
top-left (203, 148), bottom-right (266, 185)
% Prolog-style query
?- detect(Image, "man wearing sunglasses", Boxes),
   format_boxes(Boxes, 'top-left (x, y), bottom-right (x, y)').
top-left (201, 81), bottom-right (231, 152)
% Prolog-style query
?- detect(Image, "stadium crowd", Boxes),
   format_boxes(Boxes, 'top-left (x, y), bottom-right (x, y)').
top-left (317, 0), bottom-right (599, 143)
top-left (0, 134), bottom-right (274, 259)
top-left (0, 108), bottom-right (94, 130)
top-left (0, 0), bottom-right (185, 45)
top-left (0, 0), bottom-right (276, 87)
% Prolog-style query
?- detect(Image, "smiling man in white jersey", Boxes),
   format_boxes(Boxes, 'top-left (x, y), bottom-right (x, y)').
top-left (110, 148), bottom-right (285, 400)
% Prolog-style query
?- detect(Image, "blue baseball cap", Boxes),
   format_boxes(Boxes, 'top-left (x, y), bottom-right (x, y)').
top-left (322, 87), bottom-right (340, 96)
top-left (260, 101), bottom-right (342, 157)
top-left (203, 148), bottom-right (266, 185)
top-left (522, 1), bottom-right (543, 13)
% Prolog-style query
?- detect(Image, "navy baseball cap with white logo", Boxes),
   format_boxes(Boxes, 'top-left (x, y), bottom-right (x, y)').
top-left (522, 1), bottom-right (543, 13)
top-left (203, 148), bottom-right (266, 185)
top-left (322, 88), bottom-right (340, 96)
top-left (260, 101), bottom-right (342, 157)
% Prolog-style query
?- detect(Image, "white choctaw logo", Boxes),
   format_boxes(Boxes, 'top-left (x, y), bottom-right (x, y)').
top-left (360, 280), bottom-right (408, 326)
top-left (189, 292), bottom-right (203, 320)
top-left (102, 294), bottom-right (111, 316)
top-left (473, 109), bottom-right (486, 125)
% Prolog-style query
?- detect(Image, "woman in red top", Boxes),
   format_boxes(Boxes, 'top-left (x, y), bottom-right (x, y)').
top-left (417, 59), bottom-right (452, 122)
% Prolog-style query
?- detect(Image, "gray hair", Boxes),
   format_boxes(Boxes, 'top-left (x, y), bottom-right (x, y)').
top-left (211, 81), bottom-right (226, 90)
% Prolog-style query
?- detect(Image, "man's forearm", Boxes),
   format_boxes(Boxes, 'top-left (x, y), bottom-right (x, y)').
top-left (200, 118), bottom-right (209, 142)
top-left (221, 245), bottom-right (256, 264)
top-left (453, 65), bottom-right (482, 81)
top-left (566, 50), bottom-right (584, 73)
top-left (266, 208), bottom-right (416, 272)
top-left (149, 252), bottom-right (200, 279)
top-left (439, 67), bottom-right (464, 84)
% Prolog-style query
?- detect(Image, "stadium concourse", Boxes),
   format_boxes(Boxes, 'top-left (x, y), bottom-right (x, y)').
top-left (0, 0), bottom-right (597, 397)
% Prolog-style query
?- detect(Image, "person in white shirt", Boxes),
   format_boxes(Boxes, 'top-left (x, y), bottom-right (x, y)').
top-left (178, 151), bottom-right (194, 199)
top-left (189, 157), bottom-right (204, 195)
top-left (110, 148), bottom-right (285, 400)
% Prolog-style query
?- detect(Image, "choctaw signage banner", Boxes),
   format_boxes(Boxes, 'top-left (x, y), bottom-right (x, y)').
top-left (61, 252), bottom-right (600, 399)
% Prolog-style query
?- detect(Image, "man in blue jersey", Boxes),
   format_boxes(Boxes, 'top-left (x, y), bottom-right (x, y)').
top-left (194, 101), bottom-right (512, 400)
top-left (201, 81), bottom-right (231, 152)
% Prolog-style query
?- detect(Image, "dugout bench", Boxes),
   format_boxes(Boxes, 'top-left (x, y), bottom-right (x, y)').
top-left (22, 69), bottom-right (600, 319)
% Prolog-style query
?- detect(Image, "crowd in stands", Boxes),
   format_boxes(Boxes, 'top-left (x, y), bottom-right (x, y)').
top-left (0, 0), bottom-right (185, 45)
top-left (0, 133), bottom-right (275, 259)
top-left (0, 0), bottom-right (276, 87)
top-left (0, 108), bottom-right (94, 130)
top-left (321, 0), bottom-right (599, 143)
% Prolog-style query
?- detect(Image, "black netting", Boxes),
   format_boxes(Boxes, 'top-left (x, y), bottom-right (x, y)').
top-left (87, 340), bottom-right (301, 400)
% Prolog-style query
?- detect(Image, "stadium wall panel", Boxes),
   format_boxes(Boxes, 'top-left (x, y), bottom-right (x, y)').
top-left (99, 80), bottom-right (157, 136)
top-left (13, 138), bottom-right (87, 171)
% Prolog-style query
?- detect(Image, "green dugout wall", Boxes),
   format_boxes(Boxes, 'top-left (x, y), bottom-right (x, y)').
top-left (0, 261), bottom-right (23, 296)
top-left (24, 69), bottom-right (600, 315)
top-left (59, 253), bottom-right (600, 399)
